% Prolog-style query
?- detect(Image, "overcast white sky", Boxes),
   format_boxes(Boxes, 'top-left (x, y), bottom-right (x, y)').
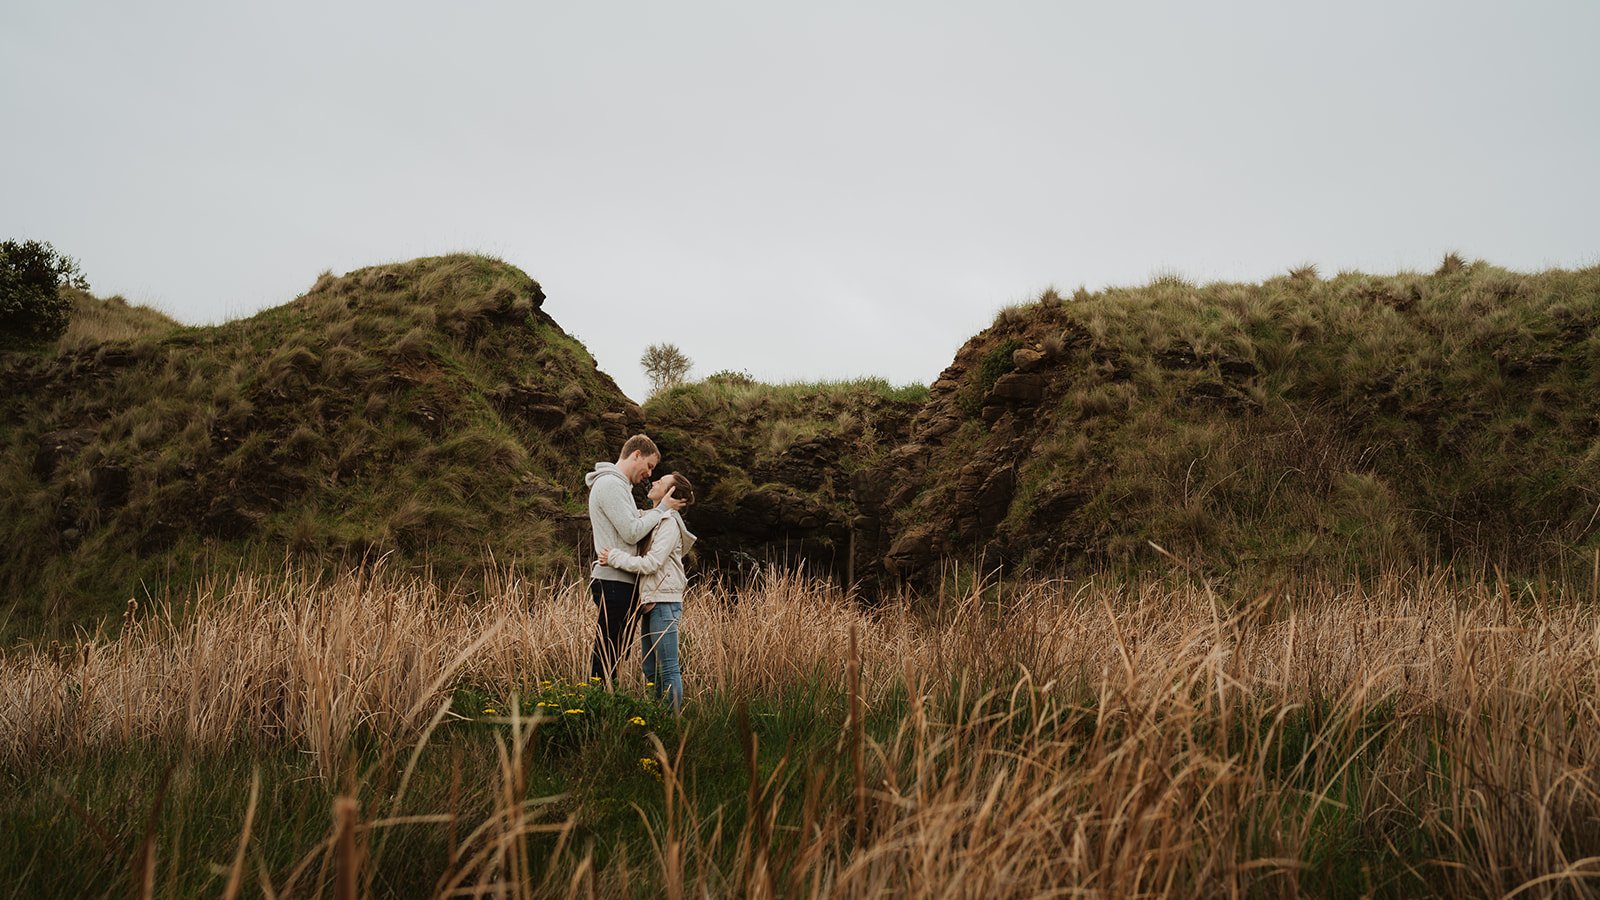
top-left (4, 1), bottom-right (1597, 401)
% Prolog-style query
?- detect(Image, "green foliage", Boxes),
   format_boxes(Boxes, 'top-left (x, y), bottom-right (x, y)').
top-left (456, 677), bottom-right (679, 758)
top-left (958, 338), bottom-right (1021, 417)
top-left (976, 339), bottom-right (1021, 395)
top-left (0, 239), bottom-right (87, 342)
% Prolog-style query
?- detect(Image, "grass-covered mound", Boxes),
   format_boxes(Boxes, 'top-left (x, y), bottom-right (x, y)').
top-left (880, 258), bottom-right (1600, 587)
top-left (0, 255), bottom-right (638, 639)
top-left (642, 374), bottom-right (927, 582)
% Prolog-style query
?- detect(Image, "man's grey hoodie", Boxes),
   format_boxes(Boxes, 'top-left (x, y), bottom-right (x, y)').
top-left (586, 461), bottom-right (667, 584)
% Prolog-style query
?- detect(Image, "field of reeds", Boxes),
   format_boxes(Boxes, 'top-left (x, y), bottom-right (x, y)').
top-left (6, 563), bottom-right (1600, 897)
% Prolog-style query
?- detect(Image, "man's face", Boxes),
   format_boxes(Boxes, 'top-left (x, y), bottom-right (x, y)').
top-left (626, 452), bottom-right (660, 484)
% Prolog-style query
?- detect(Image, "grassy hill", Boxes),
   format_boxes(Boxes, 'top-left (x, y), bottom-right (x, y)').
top-left (0, 255), bottom-right (639, 639)
top-left (873, 257), bottom-right (1600, 589)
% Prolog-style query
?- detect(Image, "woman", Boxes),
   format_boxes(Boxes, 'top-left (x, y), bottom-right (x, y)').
top-left (598, 472), bottom-right (696, 711)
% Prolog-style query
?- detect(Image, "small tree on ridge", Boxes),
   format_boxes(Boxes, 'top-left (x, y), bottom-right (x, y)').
top-left (641, 343), bottom-right (692, 396)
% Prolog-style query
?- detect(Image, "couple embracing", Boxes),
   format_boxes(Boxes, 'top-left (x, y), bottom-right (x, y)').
top-left (584, 433), bottom-right (697, 711)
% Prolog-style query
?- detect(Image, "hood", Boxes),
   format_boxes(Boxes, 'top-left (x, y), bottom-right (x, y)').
top-left (671, 510), bottom-right (698, 555)
top-left (586, 461), bottom-right (631, 488)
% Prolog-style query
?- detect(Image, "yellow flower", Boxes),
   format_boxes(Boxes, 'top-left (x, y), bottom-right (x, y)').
top-left (646, 681), bottom-right (655, 687)
top-left (536, 702), bottom-right (559, 709)
top-left (629, 716), bottom-right (647, 727)
top-left (564, 708), bottom-right (584, 715)
top-left (589, 676), bottom-right (601, 682)
top-left (540, 680), bottom-right (553, 687)
top-left (483, 708), bottom-right (497, 714)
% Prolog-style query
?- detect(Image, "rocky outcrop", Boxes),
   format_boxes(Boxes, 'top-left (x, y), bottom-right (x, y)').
top-left (861, 298), bottom-right (1277, 589)
top-left (643, 383), bottom-right (921, 588)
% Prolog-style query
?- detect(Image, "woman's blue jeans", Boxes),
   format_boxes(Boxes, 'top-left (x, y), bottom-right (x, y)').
top-left (641, 603), bottom-right (683, 711)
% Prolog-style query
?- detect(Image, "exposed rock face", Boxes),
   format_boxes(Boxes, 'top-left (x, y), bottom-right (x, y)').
top-left (988, 372), bottom-right (1045, 403)
top-left (752, 435), bottom-right (839, 492)
top-left (884, 523), bottom-right (939, 580)
top-left (1011, 347), bottom-right (1045, 371)
top-left (599, 407), bottom-right (646, 448)
top-left (490, 383), bottom-right (566, 427)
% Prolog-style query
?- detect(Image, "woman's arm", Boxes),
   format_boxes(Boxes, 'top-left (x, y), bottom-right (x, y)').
top-left (603, 520), bottom-right (678, 574)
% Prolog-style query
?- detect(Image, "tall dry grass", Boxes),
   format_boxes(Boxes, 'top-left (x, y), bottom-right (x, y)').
top-left (7, 564), bottom-right (1600, 896)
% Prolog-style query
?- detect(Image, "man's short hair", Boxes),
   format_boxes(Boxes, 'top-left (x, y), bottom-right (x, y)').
top-left (619, 434), bottom-right (659, 460)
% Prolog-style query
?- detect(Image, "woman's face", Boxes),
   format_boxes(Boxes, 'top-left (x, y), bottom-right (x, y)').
top-left (647, 473), bottom-right (677, 503)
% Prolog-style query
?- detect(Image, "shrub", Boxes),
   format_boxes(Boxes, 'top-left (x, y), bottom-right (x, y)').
top-left (704, 368), bottom-right (756, 386)
top-left (0, 239), bottom-right (88, 341)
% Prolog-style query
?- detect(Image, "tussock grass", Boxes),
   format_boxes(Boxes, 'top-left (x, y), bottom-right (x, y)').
top-left (7, 564), bottom-right (1600, 895)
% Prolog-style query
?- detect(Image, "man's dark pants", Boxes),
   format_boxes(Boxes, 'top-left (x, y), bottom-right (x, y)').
top-left (590, 578), bottom-right (639, 685)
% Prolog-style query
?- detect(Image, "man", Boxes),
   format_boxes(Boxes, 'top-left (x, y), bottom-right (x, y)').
top-left (585, 433), bottom-right (685, 685)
